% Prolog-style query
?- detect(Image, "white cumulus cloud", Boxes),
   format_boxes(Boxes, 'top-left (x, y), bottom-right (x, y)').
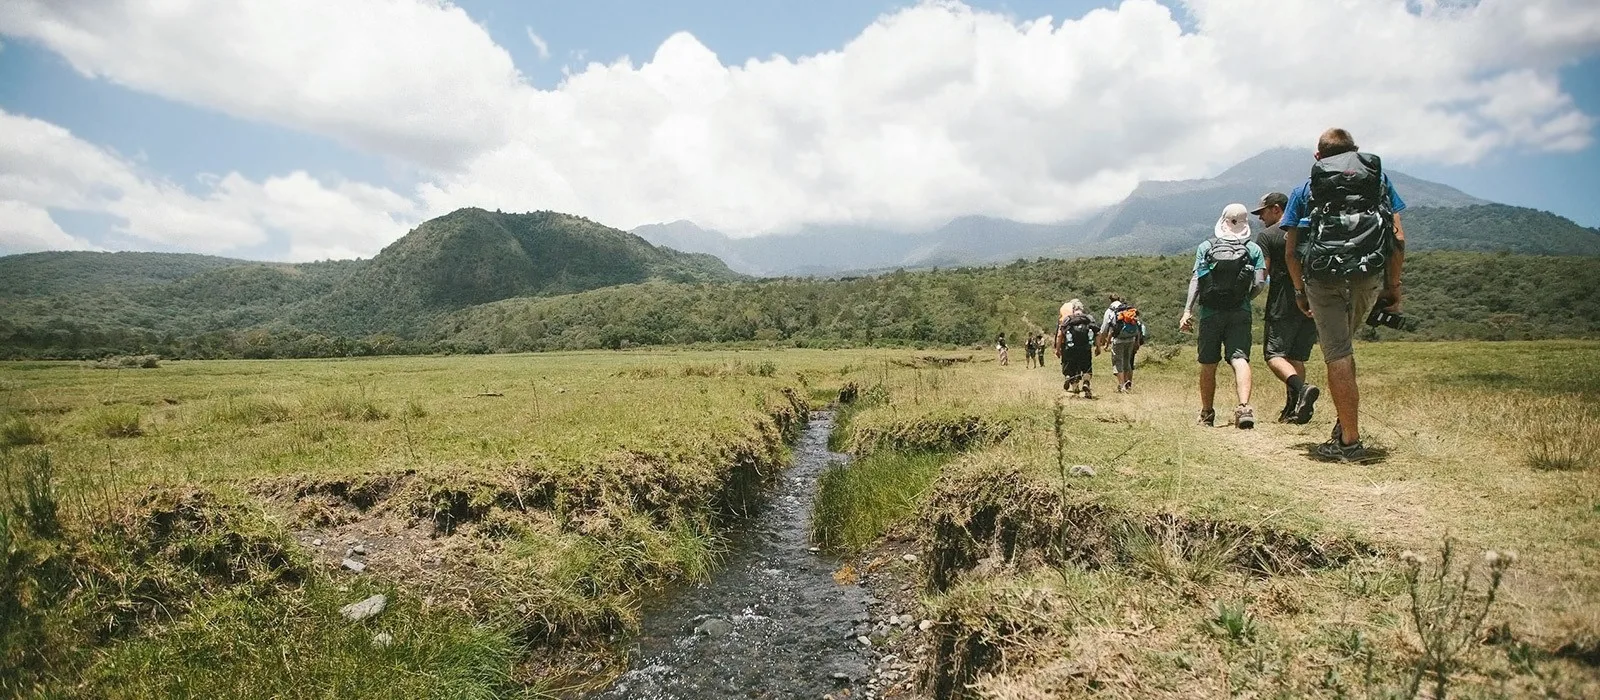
top-left (0, 109), bottom-right (417, 260)
top-left (3, 0), bottom-right (1599, 251)
top-left (0, 200), bottom-right (101, 254)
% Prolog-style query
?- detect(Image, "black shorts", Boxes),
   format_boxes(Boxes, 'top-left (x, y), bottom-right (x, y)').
top-left (1062, 346), bottom-right (1093, 378)
top-left (1197, 306), bottom-right (1252, 365)
top-left (1264, 314), bottom-right (1318, 362)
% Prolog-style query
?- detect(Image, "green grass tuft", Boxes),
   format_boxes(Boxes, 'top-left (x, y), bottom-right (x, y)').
top-left (86, 405), bottom-right (144, 438)
top-left (1, 413), bottom-right (46, 448)
top-left (812, 451), bottom-right (949, 551)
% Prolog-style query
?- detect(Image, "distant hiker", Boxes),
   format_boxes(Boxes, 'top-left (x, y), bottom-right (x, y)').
top-left (1056, 300), bottom-right (1097, 398)
top-left (1097, 294), bottom-right (1147, 392)
top-left (1282, 129), bottom-right (1407, 462)
top-left (1179, 204), bottom-right (1266, 429)
top-left (996, 333), bottom-right (1009, 366)
top-left (1023, 333), bottom-right (1039, 368)
top-left (1252, 192), bottom-right (1321, 423)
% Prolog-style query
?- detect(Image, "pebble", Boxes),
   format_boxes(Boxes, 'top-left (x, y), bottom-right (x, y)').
top-left (341, 558), bottom-right (367, 573)
top-left (887, 615), bottom-right (901, 626)
top-left (339, 594), bottom-right (387, 622)
top-left (857, 635), bottom-right (872, 648)
top-left (918, 619), bottom-right (935, 631)
top-left (696, 618), bottom-right (733, 638)
top-left (1070, 464), bottom-right (1097, 477)
top-left (372, 632), bottom-right (394, 647)
top-left (311, 538), bottom-right (323, 547)
top-left (901, 554), bottom-right (918, 563)
top-left (352, 544), bottom-right (368, 556)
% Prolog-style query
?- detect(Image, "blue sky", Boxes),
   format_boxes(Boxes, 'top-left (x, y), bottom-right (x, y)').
top-left (1, 0), bottom-right (1597, 260)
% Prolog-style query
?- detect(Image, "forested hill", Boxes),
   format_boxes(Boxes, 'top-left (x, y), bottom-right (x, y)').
top-left (0, 208), bottom-right (742, 357)
top-left (435, 251), bottom-right (1600, 353)
top-left (283, 208), bottom-right (743, 336)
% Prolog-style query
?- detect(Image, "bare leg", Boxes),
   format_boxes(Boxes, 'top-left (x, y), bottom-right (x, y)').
top-left (1230, 357), bottom-right (1253, 406)
top-left (1199, 363), bottom-right (1218, 413)
top-left (1267, 356), bottom-right (1298, 383)
top-left (1326, 355), bottom-right (1360, 443)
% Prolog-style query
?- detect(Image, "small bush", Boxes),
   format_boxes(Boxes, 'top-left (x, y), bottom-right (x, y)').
top-left (91, 355), bottom-right (160, 370)
top-left (88, 405), bottom-right (144, 438)
top-left (1, 414), bottom-right (45, 448)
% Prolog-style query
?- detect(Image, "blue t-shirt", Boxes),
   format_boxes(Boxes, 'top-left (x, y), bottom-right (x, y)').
top-left (1280, 175), bottom-right (1407, 230)
top-left (1192, 237), bottom-right (1265, 317)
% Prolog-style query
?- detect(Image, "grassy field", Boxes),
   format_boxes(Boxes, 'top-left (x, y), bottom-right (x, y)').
top-left (3, 342), bottom-right (1596, 698)
top-left (814, 340), bottom-right (1600, 698)
top-left (0, 350), bottom-right (879, 697)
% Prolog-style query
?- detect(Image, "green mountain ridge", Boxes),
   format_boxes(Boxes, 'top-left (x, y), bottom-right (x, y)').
top-left (0, 208), bottom-right (741, 357)
top-left (1, 202), bottom-right (1597, 360)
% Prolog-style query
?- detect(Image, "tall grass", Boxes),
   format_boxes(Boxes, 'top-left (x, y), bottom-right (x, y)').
top-left (209, 396), bottom-right (296, 426)
top-left (85, 405), bottom-right (144, 438)
top-left (812, 451), bottom-right (949, 551)
top-left (81, 585), bottom-right (533, 700)
top-left (1, 413), bottom-right (46, 448)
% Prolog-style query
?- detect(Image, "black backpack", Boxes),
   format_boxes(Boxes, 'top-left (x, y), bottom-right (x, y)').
top-left (1060, 314), bottom-right (1094, 349)
top-left (1199, 236), bottom-right (1255, 308)
top-left (1304, 151), bottom-right (1395, 278)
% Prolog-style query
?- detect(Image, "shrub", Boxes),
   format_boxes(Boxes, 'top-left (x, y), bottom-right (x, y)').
top-left (91, 355), bottom-right (160, 369)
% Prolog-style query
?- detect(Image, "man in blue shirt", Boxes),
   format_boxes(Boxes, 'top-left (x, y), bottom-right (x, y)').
top-left (1179, 203), bottom-right (1267, 429)
top-left (1281, 128), bottom-right (1407, 462)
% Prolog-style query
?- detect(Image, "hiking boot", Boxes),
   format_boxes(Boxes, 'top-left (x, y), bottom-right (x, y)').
top-left (1314, 438), bottom-right (1369, 463)
top-left (1234, 404), bottom-right (1255, 430)
top-left (1277, 406), bottom-right (1294, 423)
top-left (1292, 385), bottom-right (1321, 425)
top-left (1082, 385), bottom-right (1094, 400)
top-left (1197, 409), bottom-right (1215, 427)
top-left (1121, 380), bottom-right (1133, 393)
top-left (1115, 384), bottom-right (1127, 394)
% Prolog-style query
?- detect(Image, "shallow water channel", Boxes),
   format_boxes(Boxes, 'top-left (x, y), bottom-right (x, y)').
top-left (594, 411), bottom-right (876, 699)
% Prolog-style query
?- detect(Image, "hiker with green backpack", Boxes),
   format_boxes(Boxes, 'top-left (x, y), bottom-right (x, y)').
top-left (1282, 128), bottom-right (1408, 463)
top-left (1179, 203), bottom-right (1266, 429)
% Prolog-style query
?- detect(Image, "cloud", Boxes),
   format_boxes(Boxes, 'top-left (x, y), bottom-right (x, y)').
top-left (0, 200), bottom-right (101, 254)
top-left (0, 0), bottom-right (527, 170)
top-left (526, 26), bottom-right (551, 60)
top-left (0, 109), bottom-right (416, 260)
top-left (4, 0), bottom-right (1600, 246)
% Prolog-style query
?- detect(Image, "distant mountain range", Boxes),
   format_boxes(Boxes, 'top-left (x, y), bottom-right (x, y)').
top-left (634, 148), bottom-right (1599, 275)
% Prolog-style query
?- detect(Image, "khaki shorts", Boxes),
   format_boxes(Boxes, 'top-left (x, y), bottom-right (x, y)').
top-left (1305, 275), bottom-right (1382, 363)
top-left (1110, 341), bottom-right (1137, 373)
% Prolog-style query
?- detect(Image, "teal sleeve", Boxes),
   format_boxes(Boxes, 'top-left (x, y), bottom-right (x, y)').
top-left (1192, 242), bottom-right (1208, 277)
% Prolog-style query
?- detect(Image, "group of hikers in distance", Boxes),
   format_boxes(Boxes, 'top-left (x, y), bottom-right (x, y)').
top-left (1037, 128), bottom-right (1406, 463)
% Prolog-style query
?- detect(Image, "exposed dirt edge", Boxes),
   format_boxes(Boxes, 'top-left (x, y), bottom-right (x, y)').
top-left (916, 466), bottom-right (1378, 698)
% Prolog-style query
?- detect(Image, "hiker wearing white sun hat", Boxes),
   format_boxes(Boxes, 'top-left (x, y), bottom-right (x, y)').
top-left (1180, 203), bottom-right (1266, 429)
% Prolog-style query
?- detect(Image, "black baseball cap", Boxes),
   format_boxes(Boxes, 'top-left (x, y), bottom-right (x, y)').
top-left (1250, 192), bottom-right (1288, 215)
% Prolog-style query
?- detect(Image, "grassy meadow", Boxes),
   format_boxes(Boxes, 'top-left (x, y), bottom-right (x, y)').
top-left (811, 339), bottom-right (1600, 698)
top-left (2, 341), bottom-right (1597, 698)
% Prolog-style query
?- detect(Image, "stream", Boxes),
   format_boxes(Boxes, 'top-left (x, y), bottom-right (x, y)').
top-left (594, 411), bottom-right (876, 699)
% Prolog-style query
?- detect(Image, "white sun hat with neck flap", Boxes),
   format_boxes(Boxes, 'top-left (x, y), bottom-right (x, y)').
top-left (1214, 203), bottom-right (1252, 240)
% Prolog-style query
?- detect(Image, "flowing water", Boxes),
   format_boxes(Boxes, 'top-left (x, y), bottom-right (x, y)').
top-left (595, 411), bottom-right (875, 699)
